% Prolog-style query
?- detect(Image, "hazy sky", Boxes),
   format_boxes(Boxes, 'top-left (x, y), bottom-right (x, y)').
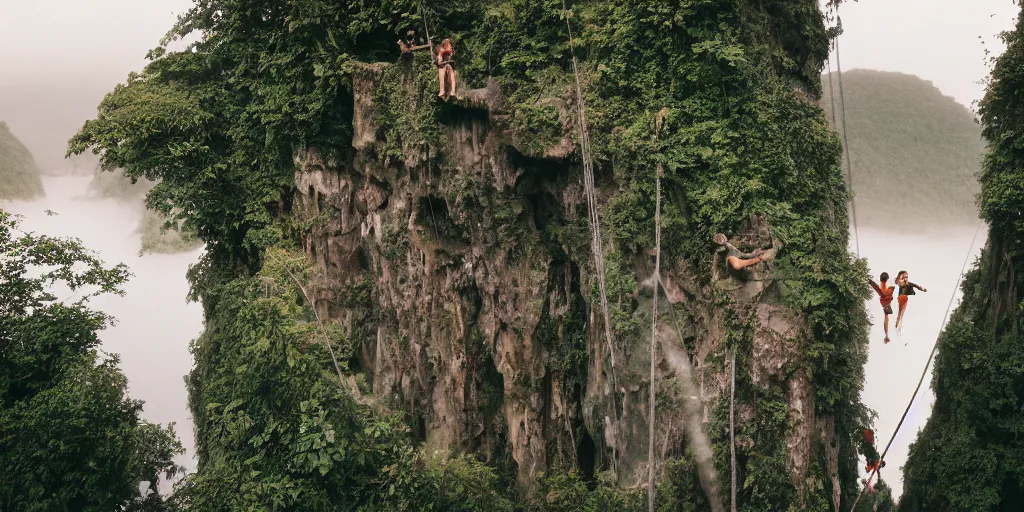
top-left (0, 0), bottom-right (1019, 168)
top-left (832, 0), bottom-right (1020, 110)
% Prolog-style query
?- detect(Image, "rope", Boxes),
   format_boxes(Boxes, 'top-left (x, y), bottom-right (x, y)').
top-left (647, 160), bottom-right (663, 512)
top-left (419, 2), bottom-right (434, 56)
top-left (561, 0), bottom-right (623, 473)
top-left (730, 346), bottom-right (737, 512)
top-left (849, 222), bottom-right (985, 511)
top-left (825, 47), bottom-right (839, 132)
top-left (833, 26), bottom-right (861, 258)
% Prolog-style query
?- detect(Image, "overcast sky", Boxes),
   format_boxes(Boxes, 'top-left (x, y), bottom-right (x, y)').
top-left (831, 0), bottom-right (1019, 110)
top-left (1, 0), bottom-right (1019, 167)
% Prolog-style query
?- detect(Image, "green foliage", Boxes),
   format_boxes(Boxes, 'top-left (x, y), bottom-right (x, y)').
top-left (819, 70), bottom-right (984, 229)
top-left (530, 470), bottom-right (645, 512)
top-left (0, 210), bottom-right (183, 510)
top-left (0, 122), bottom-right (43, 200)
top-left (179, 246), bottom-right (512, 511)
top-left (138, 209), bottom-right (202, 255)
top-left (900, 8), bottom-right (1024, 509)
top-left (979, 10), bottom-right (1024, 258)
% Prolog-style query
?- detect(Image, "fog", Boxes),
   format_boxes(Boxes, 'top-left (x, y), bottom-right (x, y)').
top-left (857, 225), bottom-right (985, 499)
top-left (2, 175), bottom-right (204, 472)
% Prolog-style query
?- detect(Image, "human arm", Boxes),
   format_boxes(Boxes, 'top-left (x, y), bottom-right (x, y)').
top-left (868, 280), bottom-right (881, 295)
top-left (911, 282), bottom-right (927, 292)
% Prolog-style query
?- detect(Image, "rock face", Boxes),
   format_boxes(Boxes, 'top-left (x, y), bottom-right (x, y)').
top-left (292, 61), bottom-right (838, 500)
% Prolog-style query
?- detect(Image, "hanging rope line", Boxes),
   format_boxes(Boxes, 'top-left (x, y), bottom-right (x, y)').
top-left (826, 47), bottom-right (839, 133)
top-left (729, 346), bottom-right (737, 512)
top-left (833, 25), bottom-right (861, 257)
top-left (560, 0), bottom-right (624, 473)
top-left (419, 2), bottom-right (435, 56)
top-left (647, 157), bottom-right (663, 512)
top-left (849, 222), bottom-right (985, 511)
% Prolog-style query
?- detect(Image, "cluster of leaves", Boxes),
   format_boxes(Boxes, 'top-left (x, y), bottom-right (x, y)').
top-left (0, 121), bottom-right (43, 200)
top-left (0, 210), bottom-right (183, 510)
top-left (899, 6), bottom-right (1024, 510)
top-left (175, 246), bottom-right (513, 510)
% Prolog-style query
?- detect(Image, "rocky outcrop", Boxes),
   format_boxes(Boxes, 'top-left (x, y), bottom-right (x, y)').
top-left (291, 62), bottom-right (829, 498)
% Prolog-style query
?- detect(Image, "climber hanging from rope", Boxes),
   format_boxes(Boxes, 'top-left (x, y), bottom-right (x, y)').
top-left (435, 38), bottom-right (456, 99)
top-left (894, 270), bottom-right (927, 332)
top-left (868, 272), bottom-right (895, 343)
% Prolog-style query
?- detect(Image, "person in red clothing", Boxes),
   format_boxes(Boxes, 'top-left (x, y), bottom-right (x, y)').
top-left (435, 38), bottom-right (456, 99)
top-left (894, 270), bottom-right (927, 331)
top-left (869, 272), bottom-right (896, 343)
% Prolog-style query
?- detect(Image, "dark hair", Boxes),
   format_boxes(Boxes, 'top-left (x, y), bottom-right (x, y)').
top-left (880, 272), bottom-right (889, 282)
top-left (896, 270), bottom-right (908, 280)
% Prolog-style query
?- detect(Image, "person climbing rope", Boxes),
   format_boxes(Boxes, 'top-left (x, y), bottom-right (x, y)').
top-left (435, 38), bottom-right (456, 99)
top-left (859, 428), bottom-right (885, 494)
top-left (713, 233), bottom-right (775, 273)
top-left (894, 270), bottom-right (927, 331)
top-left (397, 29), bottom-right (429, 57)
top-left (869, 272), bottom-right (896, 343)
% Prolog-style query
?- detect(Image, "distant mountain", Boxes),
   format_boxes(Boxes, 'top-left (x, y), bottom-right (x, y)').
top-left (88, 168), bottom-right (201, 255)
top-left (820, 70), bottom-right (983, 229)
top-left (0, 121), bottom-right (44, 200)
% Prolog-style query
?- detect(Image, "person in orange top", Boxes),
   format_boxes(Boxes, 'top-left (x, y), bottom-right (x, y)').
top-left (869, 272), bottom-right (896, 343)
top-left (435, 38), bottom-right (456, 99)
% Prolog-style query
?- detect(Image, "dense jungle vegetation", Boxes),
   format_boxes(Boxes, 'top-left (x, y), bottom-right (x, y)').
top-left (0, 211), bottom-right (183, 510)
top-left (7, 0), bottom-right (881, 509)
top-left (0, 121), bottom-right (44, 199)
top-left (898, 5), bottom-right (1024, 511)
top-left (819, 69), bottom-right (984, 229)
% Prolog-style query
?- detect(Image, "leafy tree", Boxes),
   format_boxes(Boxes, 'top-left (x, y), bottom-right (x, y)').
top-left (0, 210), bottom-right (184, 510)
top-left (899, 5), bottom-right (1024, 510)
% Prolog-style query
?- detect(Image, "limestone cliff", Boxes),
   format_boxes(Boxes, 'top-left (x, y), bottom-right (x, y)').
top-left (293, 56), bottom-right (863, 509)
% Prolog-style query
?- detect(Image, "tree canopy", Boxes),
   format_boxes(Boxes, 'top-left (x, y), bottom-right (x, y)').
top-left (0, 210), bottom-right (183, 510)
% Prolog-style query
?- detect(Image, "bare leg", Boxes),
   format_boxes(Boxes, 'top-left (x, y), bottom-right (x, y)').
top-left (438, 67), bottom-right (445, 97)
top-left (883, 314), bottom-right (890, 343)
top-left (895, 302), bottom-right (906, 330)
top-left (448, 67), bottom-right (457, 97)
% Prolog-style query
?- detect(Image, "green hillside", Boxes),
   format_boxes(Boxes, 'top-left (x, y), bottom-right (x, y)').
top-left (820, 70), bottom-right (983, 229)
top-left (0, 121), bottom-right (44, 199)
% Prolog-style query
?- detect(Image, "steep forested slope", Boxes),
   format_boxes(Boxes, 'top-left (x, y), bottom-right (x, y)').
top-left (70, 1), bottom-right (874, 510)
top-left (820, 70), bottom-right (984, 229)
top-left (0, 121), bottom-right (43, 199)
top-left (899, 7), bottom-right (1024, 512)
